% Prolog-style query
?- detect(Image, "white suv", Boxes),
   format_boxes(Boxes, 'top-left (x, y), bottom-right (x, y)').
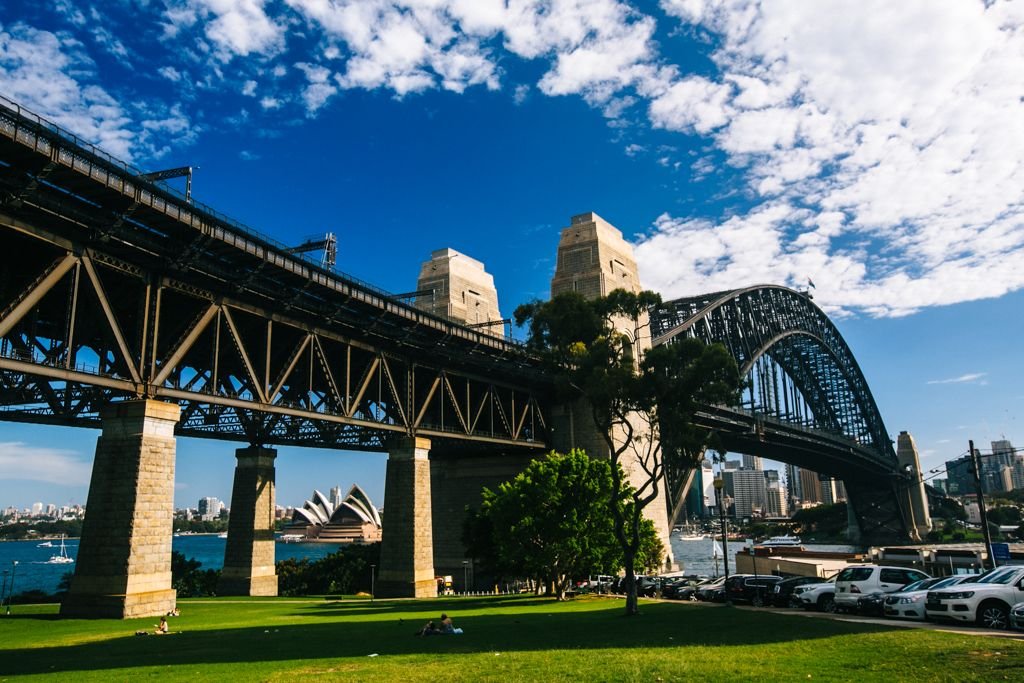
top-left (834, 565), bottom-right (929, 612)
top-left (798, 576), bottom-right (838, 612)
top-left (925, 565), bottom-right (1024, 629)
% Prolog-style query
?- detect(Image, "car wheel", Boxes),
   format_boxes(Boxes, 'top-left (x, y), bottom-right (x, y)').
top-left (976, 602), bottom-right (1010, 630)
top-left (752, 594), bottom-right (764, 607)
top-left (688, 594), bottom-right (698, 602)
top-left (819, 595), bottom-right (836, 613)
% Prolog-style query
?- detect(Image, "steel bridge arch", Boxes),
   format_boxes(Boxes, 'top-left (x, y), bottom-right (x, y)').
top-left (652, 285), bottom-right (895, 466)
top-left (650, 285), bottom-right (912, 543)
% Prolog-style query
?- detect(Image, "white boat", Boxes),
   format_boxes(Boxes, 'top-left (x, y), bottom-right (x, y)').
top-left (278, 534), bottom-right (305, 543)
top-left (37, 540), bottom-right (53, 548)
top-left (758, 535), bottom-right (803, 548)
top-left (678, 532), bottom-right (706, 541)
top-left (45, 535), bottom-right (74, 564)
top-left (217, 532), bottom-right (228, 538)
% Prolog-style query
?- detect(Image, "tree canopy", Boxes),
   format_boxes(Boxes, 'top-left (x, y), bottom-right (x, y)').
top-left (464, 449), bottom-right (662, 600)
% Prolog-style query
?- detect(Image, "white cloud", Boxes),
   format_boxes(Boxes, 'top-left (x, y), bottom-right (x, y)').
top-left (0, 442), bottom-right (91, 486)
top-left (241, 78), bottom-right (257, 95)
top-left (637, 0), bottom-right (1024, 316)
top-left (169, 0), bottom-right (285, 59)
top-left (927, 373), bottom-right (988, 386)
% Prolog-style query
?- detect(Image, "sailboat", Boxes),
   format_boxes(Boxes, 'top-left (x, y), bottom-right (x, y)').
top-left (712, 540), bottom-right (723, 578)
top-left (44, 534), bottom-right (74, 564)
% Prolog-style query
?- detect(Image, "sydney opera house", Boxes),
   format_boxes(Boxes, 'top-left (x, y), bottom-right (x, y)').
top-left (283, 484), bottom-right (382, 543)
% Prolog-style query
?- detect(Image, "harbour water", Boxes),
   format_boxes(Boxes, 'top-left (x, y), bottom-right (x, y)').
top-left (0, 536), bottom-right (344, 597)
top-left (1, 534), bottom-right (860, 598)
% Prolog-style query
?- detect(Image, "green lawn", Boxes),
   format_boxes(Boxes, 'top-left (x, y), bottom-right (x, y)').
top-left (1, 595), bottom-right (1022, 681)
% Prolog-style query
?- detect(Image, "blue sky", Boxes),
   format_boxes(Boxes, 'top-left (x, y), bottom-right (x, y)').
top-left (0, 1), bottom-right (1021, 510)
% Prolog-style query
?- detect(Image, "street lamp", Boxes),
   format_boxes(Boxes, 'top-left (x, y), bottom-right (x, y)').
top-left (713, 477), bottom-right (730, 583)
top-left (370, 564), bottom-right (376, 603)
top-left (462, 560), bottom-right (469, 594)
top-left (6, 561), bottom-right (17, 615)
top-left (1, 569), bottom-right (8, 613)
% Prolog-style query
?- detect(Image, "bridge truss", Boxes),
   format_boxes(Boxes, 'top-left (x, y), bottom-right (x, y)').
top-left (651, 286), bottom-right (912, 543)
top-left (0, 95), bottom-right (549, 454)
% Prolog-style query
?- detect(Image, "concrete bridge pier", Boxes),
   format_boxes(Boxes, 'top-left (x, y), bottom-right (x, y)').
top-left (218, 446), bottom-right (278, 596)
top-left (377, 437), bottom-right (437, 598)
top-left (61, 400), bottom-right (180, 619)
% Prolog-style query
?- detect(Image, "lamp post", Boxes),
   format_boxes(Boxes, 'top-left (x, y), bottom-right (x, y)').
top-left (1, 569), bottom-right (8, 613)
top-left (370, 564), bottom-right (375, 603)
top-left (6, 561), bottom-right (17, 615)
top-left (462, 560), bottom-right (469, 594)
top-left (713, 477), bottom-right (730, 583)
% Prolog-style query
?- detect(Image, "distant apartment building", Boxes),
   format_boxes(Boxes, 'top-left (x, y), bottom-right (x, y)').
top-left (724, 469), bottom-right (768, 518)
top-left (197, 496), bottom-right (223, 521)
top-left (742, 454), bottom-right (763, 471)
top-left (764, 470), bottom-right (787, 517)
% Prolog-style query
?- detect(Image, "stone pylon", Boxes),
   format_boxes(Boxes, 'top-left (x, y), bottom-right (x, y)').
top-left (548, 212), bottom-right (674, 568)
top-left (896, 431), bottom-right (931, 541)
top-left (218, 446), bottom-right (278, 596)
top-left (377, 437), bottom-right (437, 598)
top-left (414, 248), bottom-right (504, 337)
top-left (61, 400), bottom-right (180, 618)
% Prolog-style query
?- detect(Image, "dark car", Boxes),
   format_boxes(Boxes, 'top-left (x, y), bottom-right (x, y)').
top-left (725, 575), bottom-right (784, 605)
top-left (696, 577), bottom-right (727, 601)
top-left (770, 576), bottom-right (826, 607)
top-left (636, 577), bottom-right (660, 597)
top-left (856, 592), bottom-right (888, 617)
top-left (664, 579), bottom-right (702, 601)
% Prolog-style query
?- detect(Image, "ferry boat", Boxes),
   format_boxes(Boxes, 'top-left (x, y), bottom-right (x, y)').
top-left (758, 535), bottom-right (802, 548)
top-left (44, 535), bottom-right (74, 564)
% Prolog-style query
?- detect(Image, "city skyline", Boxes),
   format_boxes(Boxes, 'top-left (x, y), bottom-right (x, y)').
top-left (0, 1), bottom-right (1022, 508)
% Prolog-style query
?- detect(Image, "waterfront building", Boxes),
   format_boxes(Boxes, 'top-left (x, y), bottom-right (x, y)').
top-left (284, 484), bottom-right (382, 543)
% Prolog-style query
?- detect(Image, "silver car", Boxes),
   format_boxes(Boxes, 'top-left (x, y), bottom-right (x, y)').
top-left (1010, 601), bottom-right (1024, 631)
top-left (884, 576), bottom-right (975, 620)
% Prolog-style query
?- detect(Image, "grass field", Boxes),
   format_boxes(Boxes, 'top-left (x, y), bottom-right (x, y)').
top-left (1, 595), bottom-right (1022, 681)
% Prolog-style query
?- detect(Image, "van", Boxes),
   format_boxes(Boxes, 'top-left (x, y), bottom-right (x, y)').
top-left (834, 565), bottom-right (929, 611)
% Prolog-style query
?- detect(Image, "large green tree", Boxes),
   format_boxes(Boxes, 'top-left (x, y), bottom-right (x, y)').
top-left (465, 449), bottom-right (660, 600)
top-left (514, 289), bottom-right (742, 614)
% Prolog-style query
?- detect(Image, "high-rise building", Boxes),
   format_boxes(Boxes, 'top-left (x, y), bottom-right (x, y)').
top-left (31, 501), bottom-right (43, 516)
top-left (329, 486), bottom-right (342, 508)
top-left (725, 469), bottom-right (768, 518)
top-left (764, 470), bottom-right (787, 516)
top-left (799, 469), bottom-right (823, 504)
top-left (742, 454), bottom-right (763, 471)
top-left (785, 463), bottom-right (803, 509)
top-left (945, 455), bottom-right (973, 496)
top-left (198, 496), bottom-right (222, 521)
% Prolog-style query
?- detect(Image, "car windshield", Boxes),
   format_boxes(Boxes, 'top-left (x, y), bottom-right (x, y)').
top-left (837, 567), bottom-right (873, 582)
top-left (976, 569), bottom-right (1024, 585)
top-left (901, 578), bottom-right (938, 592)
top-left (930, 576), bottom-right (965, 590)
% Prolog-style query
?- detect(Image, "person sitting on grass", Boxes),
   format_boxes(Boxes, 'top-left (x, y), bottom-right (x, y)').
top-left (439, 614), bottom-right (454, 633)
top-left (415, 620), bottom-right (439, 636)
top-left (154, 616), bottom-right (169, 635)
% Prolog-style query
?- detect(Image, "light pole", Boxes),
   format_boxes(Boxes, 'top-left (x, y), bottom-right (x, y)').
top-left (462, 560), bottom-right (469, 594)
top-left (6, 561), bottom-right (17, 615)
top-left (1, 569), bottom-right (8, 613)
top-left (713, 477), bottom-right (730, 583)
top-left (370, 564), bottom-right (375, 603)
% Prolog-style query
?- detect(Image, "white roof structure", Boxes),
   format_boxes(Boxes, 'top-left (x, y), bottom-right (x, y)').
top-left (290, 485), bottom-right (381, 530)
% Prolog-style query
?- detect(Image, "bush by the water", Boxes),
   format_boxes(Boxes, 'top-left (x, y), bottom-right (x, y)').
top-left (172, 551), bottom-right (220, 597)
top-left (277, 543), bottom-right (380, 596)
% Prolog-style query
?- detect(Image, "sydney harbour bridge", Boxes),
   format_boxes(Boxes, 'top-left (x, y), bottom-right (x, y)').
top-left (0, 94), bottom-right (925, 617)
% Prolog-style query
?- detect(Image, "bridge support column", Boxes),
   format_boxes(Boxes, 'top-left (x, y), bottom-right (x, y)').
top-left (61, 400), bottom-right (180, 619)
top-left (218, 446), bottom-right (278, 596)
top-left (377, 437), bottom-right (436, 598)
top-left (896, 431), bottom-right (931, 541)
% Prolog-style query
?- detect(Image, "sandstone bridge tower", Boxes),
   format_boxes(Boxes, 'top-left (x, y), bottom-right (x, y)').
top-left (548, 212), bottom-right (675, 568)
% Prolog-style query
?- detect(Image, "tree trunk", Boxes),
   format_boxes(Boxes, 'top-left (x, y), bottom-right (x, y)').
top-left (623, 553), bottom-right (639, 616)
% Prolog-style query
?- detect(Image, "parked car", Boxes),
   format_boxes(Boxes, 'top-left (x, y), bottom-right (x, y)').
top-left (856, 592), bottom-right (888, 617)
top-left (926, 565), bottom-right (1024, 629)
top-left (883, 576), bottom-right (973, 620)
top-left (1010, 601), bottom-right (1024, 631)
top-left (662, 578), bottom-right (700, 600)
top-left (771, 576), bottom-right (825, 607)
top-left (695, 576), bottom-right (727, 602)
top-left (725, 574), bottom-right (784, 605)
top-left (799, 576), bottom-right (838, 612)
top-left (834, 565), bottom-right (930, 612)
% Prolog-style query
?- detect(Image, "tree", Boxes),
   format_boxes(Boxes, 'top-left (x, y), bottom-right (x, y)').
top-left (515, 290), bottom-right (743, 614)
top-left (171, 551), bottom-right (220, 597)
top-left (465, 449), bottom-right (659, 600)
